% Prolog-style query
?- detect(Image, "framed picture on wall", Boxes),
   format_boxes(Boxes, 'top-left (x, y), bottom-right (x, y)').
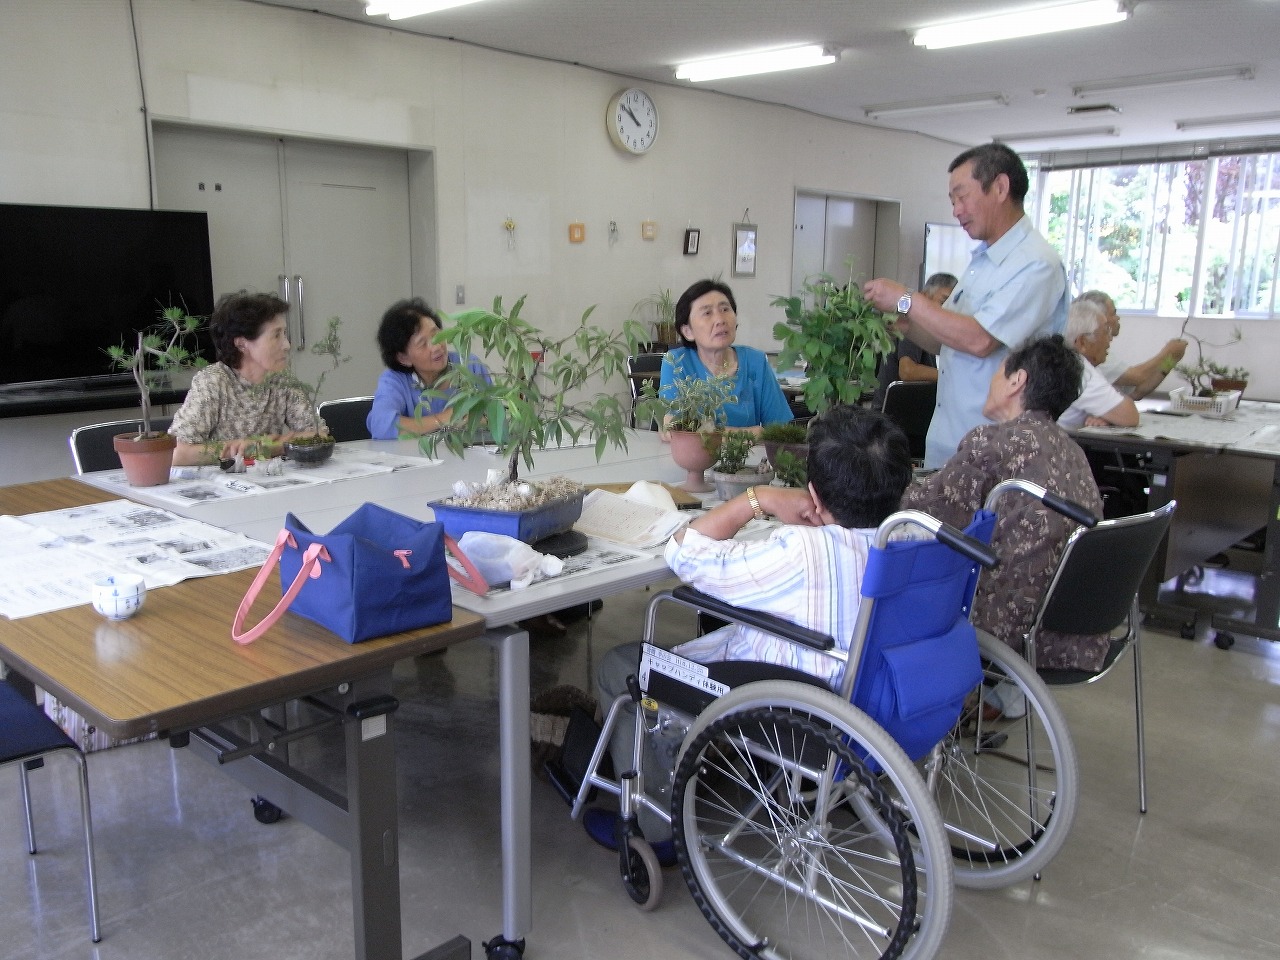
top-left (683, 228), bottom-right (700, 255)
top-left (731, 222), bottom-right (757, 277)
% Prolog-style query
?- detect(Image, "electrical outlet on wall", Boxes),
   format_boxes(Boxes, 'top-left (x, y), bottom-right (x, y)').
top-left (455, 285), bottom-right (465, 304)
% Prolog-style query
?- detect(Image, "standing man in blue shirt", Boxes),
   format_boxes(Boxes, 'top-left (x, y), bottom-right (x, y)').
top-left (866, 143), bottom-right (1068, 468)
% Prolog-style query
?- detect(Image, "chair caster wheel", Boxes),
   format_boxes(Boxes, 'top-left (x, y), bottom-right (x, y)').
top-left (1214, 632), bottom-right (1235, 650)
top-left (251, 796), bottom-right (284, 824)
top-left (1180, 622), bottom-right (1196, 640)
top-left (483, 935), bottom-right (525, 959)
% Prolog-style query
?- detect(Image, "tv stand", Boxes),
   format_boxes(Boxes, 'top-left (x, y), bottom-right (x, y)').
top-left (0, 382), bottom-right (187, 418)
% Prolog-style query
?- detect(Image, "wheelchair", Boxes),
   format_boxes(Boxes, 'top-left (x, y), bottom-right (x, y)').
top-left (553, 480), bottom-right (1093, 960)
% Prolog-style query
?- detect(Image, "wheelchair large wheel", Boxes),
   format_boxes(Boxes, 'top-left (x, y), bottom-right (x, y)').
top-left (928, 631), bottom-right (1079, 889)
top-left (672, 681), bottom-right (952, 960)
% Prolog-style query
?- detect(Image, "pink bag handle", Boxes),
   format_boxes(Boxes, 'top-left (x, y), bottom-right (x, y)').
top-left (232, 530), bottom-right (331, 645)
top-left (231, 530), bottom-right (489, 645)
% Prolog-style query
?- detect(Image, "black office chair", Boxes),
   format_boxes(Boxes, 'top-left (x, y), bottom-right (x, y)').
top-left (69, 417), bottom-right (173, 474)
top-left (1, 679), bottom-right (101, 942)
top-left (1029, 500), bottom-right (1177, 814)
top-left (625, 354), bottom-right (664, 429)
top-left (881, 380), bottom-right (936, 462)
top-left (317, 396), bottom-right (375, 442)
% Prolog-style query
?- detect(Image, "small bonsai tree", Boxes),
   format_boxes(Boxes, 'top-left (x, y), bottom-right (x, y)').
top-left (712, 430), bottom-right (756, 475)
top-left (634, 350), bottom-right (737, 435)
top-left (421, 295), bottom-right (648, 483)
top-left (1174, 318), bottom-right (1247, 396)
top-left (105, 304), bottom-right (208, 439)
top-left (772, 449), bottom-right (808, 488)
top-left (258, 316), bottom-right (349, 443)
top-left (631, 287), bottom-right (677, 346)
top-left (771, 262), bottom-right (896, 416)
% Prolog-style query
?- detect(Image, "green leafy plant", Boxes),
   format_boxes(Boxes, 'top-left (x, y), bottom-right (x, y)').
top-left (631, 287), bottom-right (678, 346)
top-left (771, 263), bottom-right (896, 417)
top-left (105, 304), bottom-right (208, 438)
top-left (1174, 318), bottom-right (1247, 395)
top-left (772, 449), bottom-right (808, 488)
top-left (712, 431), bottom-right (757, 475)
top-left (634, 350), bottom-right (736, 434)
top-left (421, 295), bottom-right (648, 483)
top-left (260, 316), bottom-right (350, 440)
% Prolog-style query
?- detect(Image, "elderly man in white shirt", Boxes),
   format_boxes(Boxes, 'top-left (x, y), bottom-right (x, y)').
top-left (1058, 298), bottom-right (1140, 429)
top-left (1076, 290), bottom-right (1187, 399)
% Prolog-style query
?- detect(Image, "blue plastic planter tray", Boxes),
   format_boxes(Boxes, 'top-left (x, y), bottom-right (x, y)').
top-left (429, 491), bottom-right (585, 545)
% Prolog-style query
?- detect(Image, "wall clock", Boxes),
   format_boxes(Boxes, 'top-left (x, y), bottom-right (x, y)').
top-left (607, 88), bottom-right (659, 155)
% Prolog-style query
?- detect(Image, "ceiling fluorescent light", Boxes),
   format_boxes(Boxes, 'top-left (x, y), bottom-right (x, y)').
top-left (864, 93), bottom-right (1008, 120)
top-left (675, 44), bottom-right (838, 82)
top-left (364, 0), bottom-right (490, 19)
top-left (1176, 111), bottom-right (1280, 132)
top-left (1073, 65), bottom-right (1254, 97)
top-left (913, 0), bottom-right (1128, 50)
top-left (993, 126), bottom-right (1119, 144)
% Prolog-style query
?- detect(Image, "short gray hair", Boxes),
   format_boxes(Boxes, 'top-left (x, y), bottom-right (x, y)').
top-left (1065, 298), bottom-right (1107, 344)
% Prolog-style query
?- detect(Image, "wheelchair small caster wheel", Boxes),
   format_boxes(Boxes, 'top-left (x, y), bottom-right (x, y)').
top-left (1214, 631), bottom-right (1235, 650)
top-left (1180, 622), bottom-right (1196, 640)
top-left (251, 796), bottom-right (284, 824)
top-left (482, 935), bottom-right (525, 959)
top-left (620, 836), bottom-right (663, 911)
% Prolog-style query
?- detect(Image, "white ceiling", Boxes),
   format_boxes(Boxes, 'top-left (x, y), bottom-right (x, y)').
top-left (255, 0), bottom-right (1280, 152)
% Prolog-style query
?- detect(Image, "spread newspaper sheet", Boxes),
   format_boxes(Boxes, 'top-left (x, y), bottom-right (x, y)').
top-left (0, 500), bottom-right (270, 619)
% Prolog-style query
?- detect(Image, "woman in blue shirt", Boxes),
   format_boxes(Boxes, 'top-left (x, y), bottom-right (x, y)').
top-left (659, 279), bottom-right (793, 436)
top-left (366, 298), bottom-right (492, 440)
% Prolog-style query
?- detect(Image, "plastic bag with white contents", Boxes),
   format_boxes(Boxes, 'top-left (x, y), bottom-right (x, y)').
top-left (457, 531), bottom-right (564, 589)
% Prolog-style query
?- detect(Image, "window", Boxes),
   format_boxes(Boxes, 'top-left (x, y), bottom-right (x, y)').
top-left (1029, 152), bottom-right (1280, 320)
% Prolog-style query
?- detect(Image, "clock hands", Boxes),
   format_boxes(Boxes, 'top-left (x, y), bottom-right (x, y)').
top-left (621, 103), bottom-right (641, 127)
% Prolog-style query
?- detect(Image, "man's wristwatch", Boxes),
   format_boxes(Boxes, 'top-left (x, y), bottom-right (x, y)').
top-left (897, 292), bottom-right (913, 315)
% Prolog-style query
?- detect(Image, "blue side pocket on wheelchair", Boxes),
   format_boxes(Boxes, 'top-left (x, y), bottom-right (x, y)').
top-left (849, 522), bottom-right (990, 761)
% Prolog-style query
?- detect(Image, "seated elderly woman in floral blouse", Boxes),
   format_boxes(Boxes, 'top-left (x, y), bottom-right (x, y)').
top-left (900, 335), bottom-right (1103, 714)
top-left (169, 291), bottom-right (322, 465)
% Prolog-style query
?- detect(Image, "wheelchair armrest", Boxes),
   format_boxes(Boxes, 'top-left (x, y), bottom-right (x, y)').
top-left (670, 585), bottom-right (835, 651)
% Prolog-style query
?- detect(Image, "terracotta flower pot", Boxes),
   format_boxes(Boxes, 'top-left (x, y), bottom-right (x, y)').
top-left (669, 430), bottom-right (721, 492)
top-left (1210, 377), bottom-right (1247, 396)
top-left (113, 432), bottom-right (177, 487)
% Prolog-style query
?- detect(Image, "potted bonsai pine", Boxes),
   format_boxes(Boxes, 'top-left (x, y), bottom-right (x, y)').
top-left (419, 295), bottom-right (649, 542)
top-left (260, 316), bottom-right (349, 466)
top-left (634, 353), bottom-right (736, 492)
top-left (709, 430), bottom-right (773, 501)
top-left (105, 304), bottom-right (207, 486)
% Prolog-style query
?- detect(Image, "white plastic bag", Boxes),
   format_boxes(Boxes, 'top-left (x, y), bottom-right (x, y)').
top-left (457, 531), bottom-right (564, 589)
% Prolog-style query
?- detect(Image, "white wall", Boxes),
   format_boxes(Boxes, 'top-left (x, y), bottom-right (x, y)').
top-left (0, 0), bottom-right (967, 484)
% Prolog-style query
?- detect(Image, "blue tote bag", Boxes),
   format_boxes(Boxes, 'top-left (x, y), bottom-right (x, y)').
top-left (233, 502), bottom-right (486, 644)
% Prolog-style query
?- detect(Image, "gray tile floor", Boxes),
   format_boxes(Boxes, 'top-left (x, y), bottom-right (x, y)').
top-left (4, 578), bottom-right (1280, 960)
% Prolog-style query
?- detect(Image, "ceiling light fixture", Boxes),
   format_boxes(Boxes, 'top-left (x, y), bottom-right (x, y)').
top-left (992, 126), bottom-right (1119, 144)
top-left (1175, 111), bottom-right (1280, 132)
top-left (1072, 64), bottom-right (1255, 97)
top-left (864, 93), bottom-right (1008, 120)
top-left (364, 0), bottom-right (490, 19)
top-left (913, 0), bottom-right (1129, 50)
top-left (674, 44), bottom-right (839, 82)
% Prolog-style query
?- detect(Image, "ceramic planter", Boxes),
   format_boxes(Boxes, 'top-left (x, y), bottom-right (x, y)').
top-left (284, 436), bottom-right (336, 467)
top-left (430, 491), bottom-right (585, 545)
top-left (712, 467), bottom-right (775, 503)
top-left (669, 430), bottom-right (721, 492)
top-left (113, 432), bottom-right (177, 487)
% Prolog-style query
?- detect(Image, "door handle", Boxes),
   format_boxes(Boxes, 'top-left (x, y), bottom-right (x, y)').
top-left (294, 274), bottom-right (306, 350)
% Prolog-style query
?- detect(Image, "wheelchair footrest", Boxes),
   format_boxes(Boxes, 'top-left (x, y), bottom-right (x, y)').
top-left (544, 705), bottom-right (606, 807)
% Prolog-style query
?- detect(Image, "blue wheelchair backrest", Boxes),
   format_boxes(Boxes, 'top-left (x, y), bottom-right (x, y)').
top-left (848, 510), bottom-right (996, 761)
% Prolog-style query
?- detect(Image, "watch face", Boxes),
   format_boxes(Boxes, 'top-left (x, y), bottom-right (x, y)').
top-left (608, 88), bottom-right (658, 154)
top-left (897, 294), bottom-right (912, 313)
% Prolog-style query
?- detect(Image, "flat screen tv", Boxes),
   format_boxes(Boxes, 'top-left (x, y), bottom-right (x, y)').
top-left (0, 202), bottom-right (215, 394)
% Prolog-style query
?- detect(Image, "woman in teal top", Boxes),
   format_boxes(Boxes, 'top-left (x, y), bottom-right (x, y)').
top-left (659, 279), bottom-right (793, 435)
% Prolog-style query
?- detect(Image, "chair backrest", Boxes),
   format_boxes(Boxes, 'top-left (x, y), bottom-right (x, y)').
top-left (848, 510), bottom-right (997, 761)
top-left (626, 354), bottom-right (665, 428)
top-left (69, 417), bottom-right (173, 474)
top-left (317, 396), bottom-right (374, 442)
top-left (881, 380), bottom-right (936, 461)
top-left (1036, 501), bottom-right (1176, 637)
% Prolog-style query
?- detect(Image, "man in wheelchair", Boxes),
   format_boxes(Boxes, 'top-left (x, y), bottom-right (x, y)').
top-left (585, 406), bottom-right (914, 854)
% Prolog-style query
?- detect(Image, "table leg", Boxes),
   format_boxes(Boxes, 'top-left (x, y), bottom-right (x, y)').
top-left (482, 626), bottom-right (531, 956)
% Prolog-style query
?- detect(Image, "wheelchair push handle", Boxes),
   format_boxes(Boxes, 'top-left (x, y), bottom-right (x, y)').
top-left (934, 523), bottom-right (999, 569)
top-left (983, 477), bottom-right (1098, 527)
